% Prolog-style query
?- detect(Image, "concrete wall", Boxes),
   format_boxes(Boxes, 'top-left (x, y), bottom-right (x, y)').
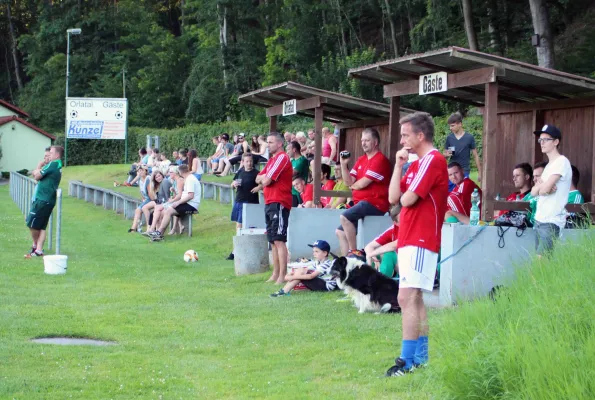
top-left (0, 122), bottom-right (52, 172)
top-left (242, 203), bottom-right (392, 259)
top-left (437, 224), bottom-right (595, 306)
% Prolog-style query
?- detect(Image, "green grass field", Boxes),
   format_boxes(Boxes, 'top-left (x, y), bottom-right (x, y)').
top-left (1, 165), bottom-right (593, 399)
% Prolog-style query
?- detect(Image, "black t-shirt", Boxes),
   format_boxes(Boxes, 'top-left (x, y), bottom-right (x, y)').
top-left (234, 168), bottom-right (260, 203)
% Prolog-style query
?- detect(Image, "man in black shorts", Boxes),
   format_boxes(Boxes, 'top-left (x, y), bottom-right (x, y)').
top-left (255, 132), bottom-right (293, 284)
top-left (149, 164), bottom-right (201, 240)
top-left (336, 128), bottom-right (392, 256)
top-left (25, 146), bottom-right (63, 258)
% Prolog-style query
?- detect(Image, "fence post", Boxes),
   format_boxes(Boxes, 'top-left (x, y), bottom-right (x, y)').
top-left (47, 212), bottom-right (53, 250)
top-left (55, 189), bottom-right (62, 255)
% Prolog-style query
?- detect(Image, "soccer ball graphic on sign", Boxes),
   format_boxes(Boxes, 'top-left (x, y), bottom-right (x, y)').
top-left (183, 250), bottom-right (199, 263)
top-left (70, 110), bottom-right (78, 119)
top-left (115, 111), bottom-right (123, 119)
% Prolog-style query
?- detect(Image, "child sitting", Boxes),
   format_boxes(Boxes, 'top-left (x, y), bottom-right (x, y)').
top-left (270, 240), bottom-right (337, 297)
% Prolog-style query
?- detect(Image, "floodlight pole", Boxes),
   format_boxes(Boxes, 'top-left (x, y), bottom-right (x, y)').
top-left (64, 28), bottom-right (81, 167)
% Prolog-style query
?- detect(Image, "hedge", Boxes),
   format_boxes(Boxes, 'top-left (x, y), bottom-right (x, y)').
top-left (53, 116), bottom-right (483, 166)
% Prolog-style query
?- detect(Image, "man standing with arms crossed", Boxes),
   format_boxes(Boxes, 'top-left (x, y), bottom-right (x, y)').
top-left (256, 132), bottom-right (293, 285)
top-left (530, 125), bottom-right (571, 257)
top-left (386, 112), bottom-right (449, 376)
top-left (25, 146), bottom-right (64, 258)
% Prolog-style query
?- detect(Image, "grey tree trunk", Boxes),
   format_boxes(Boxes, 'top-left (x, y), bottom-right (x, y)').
top-left (382, 0), bottom-right (399, 57)
top-left (461, 0), bottom-right (478, 50)
top-left (5, 1), bottom-right (24, 90)
top-left (528, 0), bottom-right (555, 68)
top-left (217, 2), bottom-right (228, 90)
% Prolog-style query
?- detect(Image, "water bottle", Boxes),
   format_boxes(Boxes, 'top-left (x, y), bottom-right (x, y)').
top-left (470, 188), bottom-right (480, 226)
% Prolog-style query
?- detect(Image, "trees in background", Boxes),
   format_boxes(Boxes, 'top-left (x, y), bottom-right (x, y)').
top-left (0, 0), bottom-right (594, 132)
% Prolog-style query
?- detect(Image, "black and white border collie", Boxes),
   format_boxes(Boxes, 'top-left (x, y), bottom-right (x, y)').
top-left (330, 257), bottom-right (400, 314)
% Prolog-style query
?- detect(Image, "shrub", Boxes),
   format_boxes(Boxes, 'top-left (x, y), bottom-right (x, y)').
top-left (1, 171), bottom-right (9, 179)
top-left (17, 169), bottom-right (29, 176)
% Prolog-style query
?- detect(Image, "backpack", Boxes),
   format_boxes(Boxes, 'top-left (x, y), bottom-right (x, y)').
top-left (494, 210), bottom-right (531, 228)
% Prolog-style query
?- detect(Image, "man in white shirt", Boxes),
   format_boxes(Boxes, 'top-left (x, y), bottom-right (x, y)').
top-left (530, 124), bottom-right (571, 257)
top-left (149, 164), bottom-right (201, 240)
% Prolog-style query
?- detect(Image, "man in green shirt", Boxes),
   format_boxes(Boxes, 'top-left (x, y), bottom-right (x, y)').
top-left (522, 161), bottom-right (547, 226)
top-left (25, 146), bottom-right (63, 258)
top-left (287, 141), bottom-right (309, 207)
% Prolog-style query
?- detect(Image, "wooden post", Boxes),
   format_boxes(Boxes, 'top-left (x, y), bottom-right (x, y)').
top-left (387, 96), bottom-right (401, 165)
top-left (313, 107), bottom-right (323, 206)
top-left (482, 82), bottom-right (499, 221)
top-left (269, 116), bottom-right (277, 133)
top-left (531, 109), bottom-right (545, 166)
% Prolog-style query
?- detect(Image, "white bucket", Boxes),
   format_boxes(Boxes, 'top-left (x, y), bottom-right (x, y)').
top-left (43, 255), bottom-right (68, 275)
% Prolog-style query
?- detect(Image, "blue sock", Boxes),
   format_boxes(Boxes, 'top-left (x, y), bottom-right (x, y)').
top-left (414, 336), bottom-right (429, 365)
top-left (399, 340), bottom-right (418, 370)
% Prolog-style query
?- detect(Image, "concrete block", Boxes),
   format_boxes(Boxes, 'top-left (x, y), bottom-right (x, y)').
top-left (219, 186), bottom-right (232, 204)
top-left (94, 190), bottom-right (103, 206)
top-left (203, 183), bottom-right (215, 200)
top-left (287, 208), bottom-right (344, 258)
top-left (77, 185), bottom-right (84, 200)
top-left (115, 196), bottom-right (124, 214)
top-left (233, 234), bottom-right (270, 275)
top-left (356, 215), bottom-right (392, 249)
top-left (104, 192), bottom-right (114, 210)
top-left (124, 200), bottom-right (138, 219)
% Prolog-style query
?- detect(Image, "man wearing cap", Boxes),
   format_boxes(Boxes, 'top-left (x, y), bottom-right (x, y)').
top-left (25, 146), bottom-right (64, 258)
top-left (270, 240), bottom-right (336, 297)
top-left (530, 124), bottom-right (572, 257)
top-left (256, 132), bottom-right (293, 284)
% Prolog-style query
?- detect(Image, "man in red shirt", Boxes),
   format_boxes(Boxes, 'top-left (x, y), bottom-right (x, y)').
top-left (386, 112), bottom-right (449, 377)
top-left (445, 162), bottom-right (482, 224)
top-left (292, 175), bottom-right (315, 208)
top-left (336, 127), bottom-right (392, 256)
top-left (507, 162), bottom-right (533, 201)
top-left (255, 132), bottom-right (293, 284)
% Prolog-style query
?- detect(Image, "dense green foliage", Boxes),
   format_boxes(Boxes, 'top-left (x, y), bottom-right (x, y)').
top-left (1, 0), bottom-right (594, 134)
top-left (54, 115), bottom-right (483, 167)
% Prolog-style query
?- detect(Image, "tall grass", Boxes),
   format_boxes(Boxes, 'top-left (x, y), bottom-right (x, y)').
top-left (429, 235), bottom-right (595, 399)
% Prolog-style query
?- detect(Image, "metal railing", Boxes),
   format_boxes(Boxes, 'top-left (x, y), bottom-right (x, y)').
top-left (9, 172), bottom-right (63, 254)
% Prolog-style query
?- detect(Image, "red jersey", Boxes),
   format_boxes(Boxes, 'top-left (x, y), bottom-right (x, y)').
top-left (259, 151), bottom-right (293, 209)
top-left (375, 223), bottom-right (399, 246)
top-left (320, 179), bottom-right (336, 207)
top-left (300, 183), bottom-right (314, 204)
top-left (397, 149), bottom-right (449, 253)
top-left (349, 151), bottom-right (392, 212)
top-left (448, 178), bottom-right (482, 216)
top-left (495, 190), bottom-right (530, 217)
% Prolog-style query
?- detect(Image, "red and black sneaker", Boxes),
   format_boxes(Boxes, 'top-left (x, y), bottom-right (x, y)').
top-left (24, 250), bottom-right (44, 259)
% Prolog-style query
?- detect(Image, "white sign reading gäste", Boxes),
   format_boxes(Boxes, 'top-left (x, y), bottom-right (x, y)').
top-left (418, 72), bottom-right (448, 95)
top-left (66, 97), bottom-right (128, 140)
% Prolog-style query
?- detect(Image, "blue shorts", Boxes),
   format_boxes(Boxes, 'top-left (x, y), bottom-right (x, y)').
top-left (231, 202), bottom-right (244, 223)
top-left (193, 173), bottom-right (202, 181)
top-left (137, 198), bottom-right (151, 210)
top-left (212, 158), bottom-right (221, 163)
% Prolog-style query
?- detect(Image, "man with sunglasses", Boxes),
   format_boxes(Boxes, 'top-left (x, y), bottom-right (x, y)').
top-left (530, 125), bottom-right (571, 257)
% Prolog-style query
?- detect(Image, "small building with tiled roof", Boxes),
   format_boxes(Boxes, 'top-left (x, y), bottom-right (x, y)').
top-left (0, 100), bottom-right (55, 173)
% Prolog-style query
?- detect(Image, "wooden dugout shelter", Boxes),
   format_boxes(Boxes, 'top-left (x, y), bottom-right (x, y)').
top-left (348, 46), bottom-right (595, 220)
top-left (238, 81), bottom-right (415, 205)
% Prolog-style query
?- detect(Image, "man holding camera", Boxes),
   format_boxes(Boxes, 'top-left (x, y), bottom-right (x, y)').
top-left (335, 128), bottom-right (392, 256)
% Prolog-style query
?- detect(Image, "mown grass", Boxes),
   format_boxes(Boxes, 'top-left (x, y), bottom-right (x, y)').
top-left (0, 164), bottom-right (593, 399)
